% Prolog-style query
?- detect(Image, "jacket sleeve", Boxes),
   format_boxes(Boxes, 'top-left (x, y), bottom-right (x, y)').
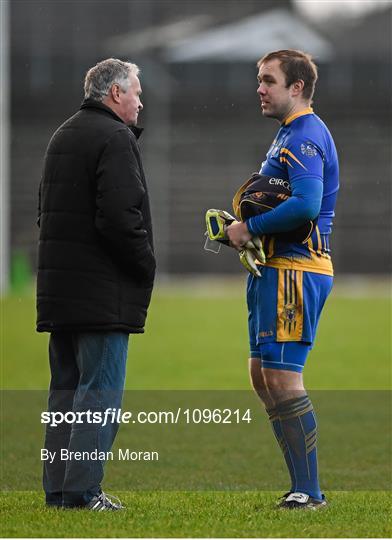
top-left (95, 128), bottom-right (155, 282)
top-left (37, 180), bottom-right (42, 227)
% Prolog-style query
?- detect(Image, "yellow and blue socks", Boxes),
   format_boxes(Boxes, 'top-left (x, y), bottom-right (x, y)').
top-left (268, 394), bottom-right (322, 501)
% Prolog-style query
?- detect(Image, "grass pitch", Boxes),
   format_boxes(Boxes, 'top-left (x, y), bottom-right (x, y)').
top-left (2, 279), bottom-right (390, 390)
top-left (1, 279), bottom-right (391, 537)
top-left (1, 491), bottom-right (391, 538)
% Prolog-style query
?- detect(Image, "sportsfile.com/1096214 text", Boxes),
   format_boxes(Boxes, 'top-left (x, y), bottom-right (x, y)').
top-left (40, 408), bottom-right (253, 427)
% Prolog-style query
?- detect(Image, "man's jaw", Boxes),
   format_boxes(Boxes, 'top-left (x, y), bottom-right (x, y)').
top-left (260, 100), bottom-right (287, 122)
top-left (260, 101), bottom-right (273, 116)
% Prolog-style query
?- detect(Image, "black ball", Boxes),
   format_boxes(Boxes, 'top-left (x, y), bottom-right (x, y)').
top-left (239, 174), bottom-right (316, 243)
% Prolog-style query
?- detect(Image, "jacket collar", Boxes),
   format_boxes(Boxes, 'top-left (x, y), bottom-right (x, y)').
top-left (80, 99), bottom-right (143, 139)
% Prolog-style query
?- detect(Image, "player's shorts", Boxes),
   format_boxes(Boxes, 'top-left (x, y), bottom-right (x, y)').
top-left (247, 265), bottom-right (333, 373)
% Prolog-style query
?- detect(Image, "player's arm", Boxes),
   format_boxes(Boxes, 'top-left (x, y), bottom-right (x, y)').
top-left (246, 176), bottom-right (322, 236)
top-left (246, 140), bottom-right (324, 236)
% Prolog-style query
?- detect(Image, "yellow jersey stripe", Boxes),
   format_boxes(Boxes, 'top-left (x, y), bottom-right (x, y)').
top-left (256, 254), bottom-right (333, 276)
top-left (315, 225), bottom-right (322, 255)
top-left (279, 156), bottom-right (294, 168)
top-left (280, 148), bottom-right (307, 170)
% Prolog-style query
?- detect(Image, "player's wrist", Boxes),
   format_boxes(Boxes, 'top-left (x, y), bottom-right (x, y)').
top-left (246, 217), bottom-right (262, 237)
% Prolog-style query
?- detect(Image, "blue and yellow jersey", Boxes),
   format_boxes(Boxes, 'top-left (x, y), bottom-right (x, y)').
top-left (252, 108), bottom-right (339, 276)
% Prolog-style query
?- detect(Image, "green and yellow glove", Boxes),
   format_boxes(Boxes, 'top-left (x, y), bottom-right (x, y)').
top-left (205, 209), bottom-right (265, 277)
top-left (239, 235), bottom-right (265, 277)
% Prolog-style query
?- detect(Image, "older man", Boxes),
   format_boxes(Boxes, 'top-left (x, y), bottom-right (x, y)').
top-left (37, 59), bottom-right (155, 510)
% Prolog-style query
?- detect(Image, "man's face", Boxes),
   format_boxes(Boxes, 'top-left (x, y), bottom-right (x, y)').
top-left (117, 74), bottom-right (143, 126)
top-left (257, 59), bottom-right (293, 122)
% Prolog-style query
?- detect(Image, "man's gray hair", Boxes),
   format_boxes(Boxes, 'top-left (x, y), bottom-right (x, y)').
top-left (84, 58), bottom-right (140, 101)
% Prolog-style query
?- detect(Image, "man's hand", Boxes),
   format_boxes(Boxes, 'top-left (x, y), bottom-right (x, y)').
top-left (204, 209), bottom-right (265, 277)
top-left (226, 221), bottom-right (252, 250)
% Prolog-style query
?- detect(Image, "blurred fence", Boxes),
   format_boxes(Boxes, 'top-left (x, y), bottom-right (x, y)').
top-left (8, 0), bottom-right (392, 279)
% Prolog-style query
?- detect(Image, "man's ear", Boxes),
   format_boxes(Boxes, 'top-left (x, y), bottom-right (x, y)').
top-left (291, 79), bottom-right (305, 97)
top-left (110, 83), bottom-right (121, 104)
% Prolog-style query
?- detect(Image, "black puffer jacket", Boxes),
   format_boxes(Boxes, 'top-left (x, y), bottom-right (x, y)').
top-left (36, 99), bottom-right (155, 333)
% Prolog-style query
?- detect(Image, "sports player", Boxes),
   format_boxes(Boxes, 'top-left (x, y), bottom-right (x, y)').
top-left (226, 50), bottom-right (339, 509)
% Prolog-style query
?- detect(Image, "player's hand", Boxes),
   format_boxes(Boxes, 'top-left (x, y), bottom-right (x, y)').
top-left (226, 221), bottom-right (252, 250)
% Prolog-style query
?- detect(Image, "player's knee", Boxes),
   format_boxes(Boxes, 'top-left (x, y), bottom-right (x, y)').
top-left (262, 368), bottom-right (304, 398)
top-left (262, 369), bottom-right (284, 390)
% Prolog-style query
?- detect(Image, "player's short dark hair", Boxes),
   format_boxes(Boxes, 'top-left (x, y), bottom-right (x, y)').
top-left (257, 50), bottom-right (318, 101)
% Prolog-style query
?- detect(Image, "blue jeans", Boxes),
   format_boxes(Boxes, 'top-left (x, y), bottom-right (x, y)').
top-left (43, 332), bottom-right (129, 507)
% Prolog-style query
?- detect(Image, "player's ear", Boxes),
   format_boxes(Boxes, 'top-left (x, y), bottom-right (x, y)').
top-left (291, 79), bottom-right (305, 97)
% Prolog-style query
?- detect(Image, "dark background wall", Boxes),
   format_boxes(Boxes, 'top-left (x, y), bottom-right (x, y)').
top-left (9, 0), bottom-right (392, 276)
